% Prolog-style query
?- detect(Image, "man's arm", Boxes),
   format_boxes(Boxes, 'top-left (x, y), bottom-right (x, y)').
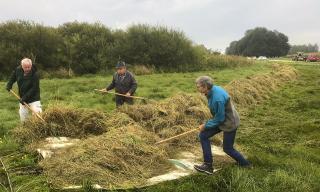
top-left (204, 101), bottom-right (226, 129)
top-left (128, 74), bottom-right (137, 95)
top-left (6, 69), bottom-right (17, 91)
top-left (106, 74), bottom-right (116, 91)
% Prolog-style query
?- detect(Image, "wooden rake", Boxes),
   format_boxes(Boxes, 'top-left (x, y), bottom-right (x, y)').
top-left (94, 89), bottom-right (148, 100)
top-left (155, 128), bottom-right (198, 144)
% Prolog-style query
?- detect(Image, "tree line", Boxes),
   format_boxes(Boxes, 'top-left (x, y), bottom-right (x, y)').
top-left (0, 20), bottom-right (221, 78)
top-left (288, 44), bottom-right (319, 54)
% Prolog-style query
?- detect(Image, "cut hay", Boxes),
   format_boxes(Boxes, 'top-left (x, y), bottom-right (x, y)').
top-left (13, 63), bottom-right (298, 189)
top-left (225, 64), bottom-right (297, 106)
top-left (119, 93), bottom-right (211, 135)
top-left (12, 105), bottom-right (110, 145)
top-left (117, 93), bottom-right (213, 150)
top-left (40, 125), bottom-right (169, 188)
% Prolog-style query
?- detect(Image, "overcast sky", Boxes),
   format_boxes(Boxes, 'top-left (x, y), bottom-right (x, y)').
top-left (0, 0), bottom-right (319, 52)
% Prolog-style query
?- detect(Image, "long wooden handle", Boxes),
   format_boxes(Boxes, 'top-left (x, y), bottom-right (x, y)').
top-left (9, 90), bottom-right (45, 122)
top-left (94, 89), bottom-right (147, 100)
top-left (155, 128), bottom-right (198, 144)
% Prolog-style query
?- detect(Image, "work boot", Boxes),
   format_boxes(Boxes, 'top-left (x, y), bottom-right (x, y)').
top-left (194, 162), bottom-right (213, 175)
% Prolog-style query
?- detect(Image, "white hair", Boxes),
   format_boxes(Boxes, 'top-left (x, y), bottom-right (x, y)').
top-left (195, 76), bottom-right (214, 89)
top-left (21, 58), bottom-right (32, 66)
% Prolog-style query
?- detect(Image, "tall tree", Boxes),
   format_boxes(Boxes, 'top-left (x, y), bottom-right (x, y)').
top-left (58, 21), bottom-right (114, 74)
top-left (226, 27), bottom-right (290, 57)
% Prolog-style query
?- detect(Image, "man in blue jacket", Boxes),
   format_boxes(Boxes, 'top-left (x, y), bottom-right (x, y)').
top-left (194, 76), bottom-right (250, 174)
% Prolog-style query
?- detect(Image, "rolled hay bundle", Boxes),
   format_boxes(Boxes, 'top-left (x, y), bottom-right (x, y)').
top-left (12, 105), bottom-right (110, 145)
top-left (40, 125), bottom-right (170, 189)
top-left (225, 64), bottom-right (297, 106)
top-left (118, 93), bottom-right (211, 134)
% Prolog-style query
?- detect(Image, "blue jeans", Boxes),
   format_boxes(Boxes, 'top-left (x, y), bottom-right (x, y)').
top-left (199, 126), bottom-right (249, 166)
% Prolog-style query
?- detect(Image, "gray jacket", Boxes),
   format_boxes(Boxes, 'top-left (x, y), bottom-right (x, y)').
top-left (219, 99), bottom-right (240, 132)
top-left (106, 71), bottom-right (137, 94)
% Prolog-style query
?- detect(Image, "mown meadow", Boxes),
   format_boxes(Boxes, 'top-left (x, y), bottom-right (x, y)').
top-left (0, 61), bottom-right (319, 192)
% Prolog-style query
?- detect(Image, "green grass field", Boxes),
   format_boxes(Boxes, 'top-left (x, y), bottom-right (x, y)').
top-left (0, 61), bottom-right (319, 191)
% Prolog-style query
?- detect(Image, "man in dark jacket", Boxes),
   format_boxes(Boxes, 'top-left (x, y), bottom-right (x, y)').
top-left (6, 58), bottom-right (42, 122)
top-left (194, 76), bottom-right (250, 175)
top-left (106, 61), bottom-right (137, 107)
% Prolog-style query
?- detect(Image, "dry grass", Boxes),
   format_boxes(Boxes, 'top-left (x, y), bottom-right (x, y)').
top-left (225, 64), bottom-right (298, 106)
top-left (12, 63), bottom-right (298, 189)
top-left (119, 93), bottom-right (210, 135)
top-left (12, 105), bottom-right (109, 145)
top-left (40, 125), bottom-right (169, 188)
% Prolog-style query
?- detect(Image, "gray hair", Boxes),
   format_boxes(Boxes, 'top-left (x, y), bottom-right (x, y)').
top-left (195, 76), bottom-right (213, 89)
top-left (21, 58), bottom-right (32, 66)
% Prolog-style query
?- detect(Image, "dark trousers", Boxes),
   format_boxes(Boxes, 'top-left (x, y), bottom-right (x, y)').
top-left (199, 126), bottom-right (249, 166)
top-left (115, 95), bottom-right (133, 107)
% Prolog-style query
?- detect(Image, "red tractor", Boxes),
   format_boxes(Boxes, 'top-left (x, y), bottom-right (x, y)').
top-left (306, 54), bottom-right (320, 62)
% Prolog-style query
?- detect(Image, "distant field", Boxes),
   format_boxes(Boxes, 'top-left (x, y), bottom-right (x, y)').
top-left (269, 58), bottom-right (320, 65)
top-left (1, 61), bottom-right (319, 191)
top-left (1, 62), bottom-right (272, 112)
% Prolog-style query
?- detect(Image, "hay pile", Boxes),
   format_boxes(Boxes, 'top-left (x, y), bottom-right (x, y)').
top-left (119, 93), bottom-right (211, 140)
top-left (12, 105), bottom-right (111, 145)
top-left (14, 94), bottom-right (210, 188)
top-left (41, 125), bottom-right (169, 188)
top-left (13, 63), bottom-right (298, 189)
top-left (225, 64), bottom-right (297, 106)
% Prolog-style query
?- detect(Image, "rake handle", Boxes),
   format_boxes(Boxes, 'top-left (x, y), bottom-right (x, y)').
top-left (9, 90), bottom-right (45, 122)
top-left (95, 89), bottom-right (147, 100)
top-left (155, 128), bottom-right (198, 144)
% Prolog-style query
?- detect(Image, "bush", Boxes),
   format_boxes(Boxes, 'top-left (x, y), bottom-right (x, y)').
top-left (205, 54), bottom-right (254, 70)
top-left (38, 68), bottom-right (74, 79)
top-left (130, 65), bottom-right (155, 75)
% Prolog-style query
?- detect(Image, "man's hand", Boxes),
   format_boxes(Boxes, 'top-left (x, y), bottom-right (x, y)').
top-left (126, 92), bottom-right (131, 96)
top-left (199, 124), bottom-right (205, 132)
top-left (99, 88), bottom-right (108, 94)
top-left (6, 87), bottom-right (10, 92)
